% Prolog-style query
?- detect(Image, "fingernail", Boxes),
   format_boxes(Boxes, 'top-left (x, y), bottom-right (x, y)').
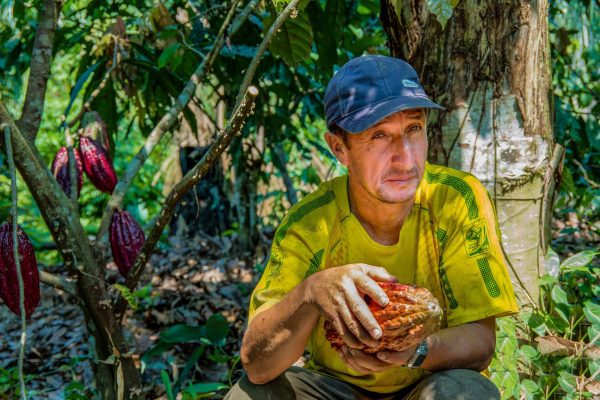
top-left (378, 352), bottom-right (387, 360)
top-left (381, 296), bottom-right (389, 306)
top-left (373, 328), bottom-right (382, 339)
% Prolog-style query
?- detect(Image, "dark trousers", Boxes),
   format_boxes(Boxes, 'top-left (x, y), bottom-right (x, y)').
top-left (224, 366), bottom-right (500, 400)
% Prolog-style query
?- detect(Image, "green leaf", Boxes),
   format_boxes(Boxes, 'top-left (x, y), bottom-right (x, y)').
top-left (588, 325), bottom-right (600, 345)
top-left (519, 344), bottom-right (539, 359)
top-left (538, 274), bottom-right (558, 287)
top-left (184, 382), bottom-right (228, 394)
top-left (113, 284), bottom-right (138, 310)
top-left (158, 43), bottom-right (182, 69)
top-left (520, 379), bottom-right (540, 396)
top-left (308, 0), bottom-right (345, 75)
top-left (558, 371), bottom-right (576, 394)
top-left (590, 359), bottom-right (600, 377)
top-left (161, 370), bottom-right (175, 400)
top-left (199, 313), bottom-right (230, 345)
top-left (266, 8), bottom-right (313, 68)
top-left (426, 0), bottom-right (460, 29)
top-left (141, 341), bottom-right (175, 364)
top-left (584, 301), bottom-right (600, 325)
top-left (551, 285), bottom-right (571, 323)
top-left (172, 345), bottom-right (206, 395)
top-left (497, 335), bottom-right (518, 355)
top-left (523, 312), bottom-right (547, 336)
top-left (562, 167), bottom-right (576, 194)
top-left (546, 247), bottom-right (561, 277)
top-left (159, 324), bottom-right (204, 343)
top-left (62, 59), bottom-right (104, 123)
top-left (561, 250), bottom-right (598, 270)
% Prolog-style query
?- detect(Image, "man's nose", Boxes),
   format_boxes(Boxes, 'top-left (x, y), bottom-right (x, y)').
top-left (390, 136), bottom-right (415, 167)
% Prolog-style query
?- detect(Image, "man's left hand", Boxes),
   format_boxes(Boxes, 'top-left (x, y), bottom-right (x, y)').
top-left (337, 344), bottom-right (418, 373)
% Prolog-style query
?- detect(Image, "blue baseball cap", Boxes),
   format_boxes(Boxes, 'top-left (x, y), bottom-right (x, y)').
top-left (324, 55), bottom-right (444, 134)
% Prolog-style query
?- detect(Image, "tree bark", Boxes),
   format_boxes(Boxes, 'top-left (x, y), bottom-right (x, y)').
top-left (380, 0), bottom-right (556, 306)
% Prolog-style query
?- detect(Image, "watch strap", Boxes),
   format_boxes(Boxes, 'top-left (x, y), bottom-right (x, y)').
top-left (407, 340), bottom-right (428, 369)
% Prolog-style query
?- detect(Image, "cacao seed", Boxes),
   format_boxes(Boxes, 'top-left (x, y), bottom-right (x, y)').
top-left (325, 282), bottom-right (442, 353)
top-left (79, 136), bottom-right (117, 193)
top-left (110, 210), bottom-right (145, 277)
top-left (0, 222), bottom-right (40, 318)
top-left (51, 146), bottom-right (83, 198)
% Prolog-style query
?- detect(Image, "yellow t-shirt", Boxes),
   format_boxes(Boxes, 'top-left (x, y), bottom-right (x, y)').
top-left (248, 162), bottom-right (519, 393)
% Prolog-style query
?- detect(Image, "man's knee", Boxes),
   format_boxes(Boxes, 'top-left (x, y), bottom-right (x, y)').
top-left (406, 369), bottom-right (500, 400)
top-left (223, 372), bottom-right (297, 400)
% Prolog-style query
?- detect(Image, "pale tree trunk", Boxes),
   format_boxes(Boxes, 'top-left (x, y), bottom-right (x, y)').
top-left (380, 0), bottom-right (559, 306)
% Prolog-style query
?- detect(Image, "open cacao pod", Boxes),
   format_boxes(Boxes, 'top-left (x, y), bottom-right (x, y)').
top-left (51, 146), bottom-right (83, 198)
top-left (79, 136), bottom-right (117, 193)
top-left (325, 282), bottom-right (442, 353)
top-left (0, 222), bottom-right (40, 318)
top-left (110, 210), bottom-right (145, 277)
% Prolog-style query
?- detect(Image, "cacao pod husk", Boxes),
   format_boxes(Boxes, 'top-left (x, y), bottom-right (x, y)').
top-left (325, 282), bottom-right (442, 353)
top-left (51, 146), bottom-right (83, 198)
top-left (0, 222), bottom-right (40, 318)
top-left (110, 210), bottom-right (145, 276)
top-left (82, 111), bottom-right (110, 152)
top-left (79, 136), bottom-right (117, 193)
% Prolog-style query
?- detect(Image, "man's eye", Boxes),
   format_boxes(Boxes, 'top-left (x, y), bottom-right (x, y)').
top-left (409, 125), bottom-right (423, 133)
top-left (372, 132), bottom-right (385, 139)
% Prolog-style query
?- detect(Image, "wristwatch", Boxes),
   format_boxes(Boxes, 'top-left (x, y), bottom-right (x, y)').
top-left (406, 340), bottom-right (428, 369)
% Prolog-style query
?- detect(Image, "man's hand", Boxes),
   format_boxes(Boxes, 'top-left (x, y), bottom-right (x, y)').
top-left (336, 343), bottom-right (418, 373)
top-left (304, 263), bottom-right (397, 349)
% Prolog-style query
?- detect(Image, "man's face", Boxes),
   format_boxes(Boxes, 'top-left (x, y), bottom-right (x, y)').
top-left (328, 109), bottom-right (428, 205)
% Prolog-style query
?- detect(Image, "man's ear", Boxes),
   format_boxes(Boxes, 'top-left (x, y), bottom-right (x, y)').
top-left (324, 132), bottom-right (350, 166)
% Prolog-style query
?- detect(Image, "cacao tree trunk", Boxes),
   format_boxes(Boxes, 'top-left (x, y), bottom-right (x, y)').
top-left (380, 0), bottom-right (558, 306)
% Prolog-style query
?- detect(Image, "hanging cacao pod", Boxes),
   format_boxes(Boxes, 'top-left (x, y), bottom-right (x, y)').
top-left (51, 146), bottom-right (83, 198)
top-left (325, 282), bottom-right (442, 353)
top-left (110, 210), bottom-right (145, 277)
top-left (0, 222), bottom-right (40, 318)
top-left (79, 136), bottom-right (117, 193)
top-left (82, 111), bottom-right (110, 152)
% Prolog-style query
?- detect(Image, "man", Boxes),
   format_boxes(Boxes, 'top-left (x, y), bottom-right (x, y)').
top-left (225, 55), bottom-right (518, 399)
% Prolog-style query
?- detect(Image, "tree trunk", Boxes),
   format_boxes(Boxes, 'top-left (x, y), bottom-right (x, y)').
top-left (380, 0), bottom-right (557, 306)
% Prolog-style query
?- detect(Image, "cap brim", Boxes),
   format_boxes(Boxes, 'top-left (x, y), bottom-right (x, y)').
top-left (335, 97), bottom-right (445, 134)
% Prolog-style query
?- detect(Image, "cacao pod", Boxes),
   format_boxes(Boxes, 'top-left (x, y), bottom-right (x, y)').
top-left (0, 222), bottom-right (40, 318)
top-left (79, 136), bottom-right (117, 193)
top-left (51, 146), bottom-right (83, 198)
top-left (82, 111), bottom-right (110, 152)
top-left (325, 282), bottom-right (442, 353)
top-left (110, 210), bottom-right (145, 276)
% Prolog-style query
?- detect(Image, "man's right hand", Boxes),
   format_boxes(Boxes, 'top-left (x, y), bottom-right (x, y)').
top-left (304, 264), bottom-right (397, 349)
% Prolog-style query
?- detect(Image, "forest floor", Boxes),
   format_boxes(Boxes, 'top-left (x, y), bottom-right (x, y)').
top-left (0, 213), bottom-right (598, 399)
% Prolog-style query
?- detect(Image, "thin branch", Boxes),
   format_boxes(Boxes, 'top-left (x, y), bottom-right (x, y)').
top-left (572, 158), bottom-right (600, 188)
top-left (95, 0), bottom-right (252, 247)
top-left (115, 86), bottom-right (259, 315)
top-left (232, 0), bottom-right (304, 112)
top-left (4, 125), bottom-right (27, 400)
top-left (17, 0), bottom-right (62, 142)
top-left (39, 270), bottom-right (77, 297)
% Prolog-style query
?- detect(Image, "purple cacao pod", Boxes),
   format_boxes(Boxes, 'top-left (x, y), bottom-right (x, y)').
top-left (110, 210), bottom-right (145, 277)
top-left (51, 146), bottom-right (83, 198)
top-left (0, 222), bottom-right (40, 318)
top-left (79, 136), bottom-right (117, 193)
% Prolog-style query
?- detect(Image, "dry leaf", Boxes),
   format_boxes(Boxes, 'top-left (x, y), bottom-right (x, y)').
top-left (536, 335), bottom-right (582, 356)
